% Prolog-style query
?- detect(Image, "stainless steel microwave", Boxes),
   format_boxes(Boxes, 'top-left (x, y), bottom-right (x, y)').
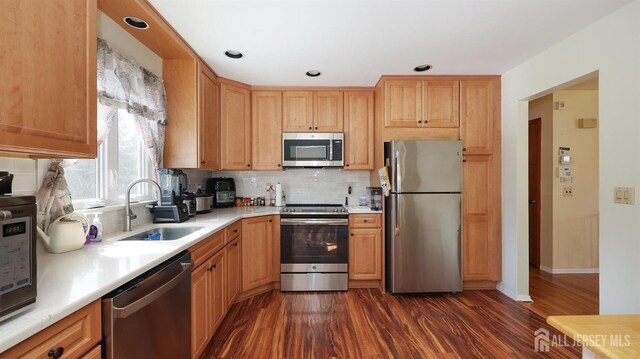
top-left (282, 133), bottom-right (344, 168)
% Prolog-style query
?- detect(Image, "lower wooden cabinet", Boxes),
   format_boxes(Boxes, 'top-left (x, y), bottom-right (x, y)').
top-left (0, 300), bottom-right (101, 359)
top-left (225, 236), bottom-right (241, 307)
top-left (348, 214), bottom-right (383, 282)
top-left (81, 346), bottom-right (102, 359)
top-left (241, 216), bottom-right (275, 292)
top-left (462, 155), bottom-right (500, 287)
top-left (191, 260), bottom-right (211, 359)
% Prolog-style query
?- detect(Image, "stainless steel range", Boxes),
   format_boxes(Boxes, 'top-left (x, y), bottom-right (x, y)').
top-left (280, 204), bottom-right (348, 291)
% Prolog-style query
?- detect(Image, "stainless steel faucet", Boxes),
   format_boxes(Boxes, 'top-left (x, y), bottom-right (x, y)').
top-left (125, 179), bottom-right (162, 232)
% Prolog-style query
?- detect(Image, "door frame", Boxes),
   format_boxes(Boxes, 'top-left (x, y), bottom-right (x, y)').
top-left (528, 118), bottom-right (542, 267)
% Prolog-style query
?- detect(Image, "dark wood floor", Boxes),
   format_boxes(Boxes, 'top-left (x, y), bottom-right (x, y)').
top-left (203, 289), bottom-right (581, 358)
top-left (524, 267), bottom-right (599, 319)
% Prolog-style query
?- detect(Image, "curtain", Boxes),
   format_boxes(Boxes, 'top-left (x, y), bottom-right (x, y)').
top-left (36, 38), bottom-right (168, 230)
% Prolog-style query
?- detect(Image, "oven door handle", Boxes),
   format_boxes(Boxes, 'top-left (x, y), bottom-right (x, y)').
top-left (281, 218), bottom-right (349, 226)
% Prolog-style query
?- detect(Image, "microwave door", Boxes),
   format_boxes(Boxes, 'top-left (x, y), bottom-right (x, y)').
top-left (283, 139), bottom-right (332, 167)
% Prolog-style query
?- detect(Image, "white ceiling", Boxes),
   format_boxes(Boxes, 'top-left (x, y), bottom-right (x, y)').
top-left (149, 0), bottom-right (631, 86)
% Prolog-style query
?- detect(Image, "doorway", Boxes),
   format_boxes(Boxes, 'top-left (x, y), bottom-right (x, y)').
top-left (525, 76), bottom-right (600, 318)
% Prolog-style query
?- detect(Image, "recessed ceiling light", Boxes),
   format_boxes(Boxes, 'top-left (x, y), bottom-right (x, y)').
top-left (306, 70), bottom-right (321, 77)
top-left (224, 50), bottom-right (243, 59)
top-left (123, 16), bottom-right (149, 30)
top-left (414, 64), bottom-right (432, 72)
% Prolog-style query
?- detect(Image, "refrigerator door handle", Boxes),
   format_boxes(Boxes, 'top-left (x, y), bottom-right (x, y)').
top-left (395, 149), bottom-right (401, 193)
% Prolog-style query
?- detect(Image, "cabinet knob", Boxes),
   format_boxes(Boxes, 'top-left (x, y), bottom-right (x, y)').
top-left (278, 164), bottom-right (281, 167)
top-left (462, 148), bottom-right (467, 152)
top-left (345, 164), bottom-right (350, 167)
top-left (233, 243), bottom-right (238, 247)
top-left (351, 233), bottom-right (354, 236)
top-left (309, 126), bottom-right (312, 130)
top-left (462, 159), bottom-right (467, 163)
top-left (213, 264), bottom-right (217, 269)
top-left (247, 164), bottom-right (251, 167)
top-left (269, 219), bottom-right (273, 223)
top-left (48, 347), bottom-right (64, 359)
top-left (233, 229), bottom-right (238, 233)
top-left (363, 219), bottom-right (368, 223)
top-left (315, 127), bottom-right (318, 130)
top-left (418, 120), bottom-right (422, 124)
top-left (201, 160), bottom-right (205, 165)
top-left (424, 120), bottom-right (429, 124)
top-left (208, 265), bottom-right (213, 272)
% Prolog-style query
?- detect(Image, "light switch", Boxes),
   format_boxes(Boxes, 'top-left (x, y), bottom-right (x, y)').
top-left (614, 187), bottom-right (635, 205)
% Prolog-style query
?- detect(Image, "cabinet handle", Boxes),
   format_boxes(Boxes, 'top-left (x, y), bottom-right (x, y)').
top-left (308, 126), bottom-right (312, 130)
top-left (462, 148), bottom-right (467, 152)
top-left (363, 219), bottom-right (368, 223)
top-left (462, 159), bottom-right (467, 163)
top-left (213, 264), bottom-right (217, 269)
top-left (278, 164), bottom-right (281, 167)
top-left (418, 120), bottom-right (422, 124)
top-left (48, 347), bottom-right (64, 359)
top-left (233, 229), bottom-right (238, 233)
top-left (351, 233), bottom-right (354, 236)
top-left (247, 164), bottom-right (251, 167)
top-left (233, 243), bottom-right (238, 247)
top-left (208, 266), bottom-right (213, 272)
top-left (269, 219), bottom-right (273, 223)
top-left (314, 127), bottom-right (318, 130)
top-left (424, 120), bottom-right (429, 124)
top-left (201, 160), bottom-right (205, 165)
top-left (345, 164), bottom-right (350, 167)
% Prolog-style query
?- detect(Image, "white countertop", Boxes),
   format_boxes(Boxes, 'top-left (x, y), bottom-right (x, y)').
top-left (346, 205), bottom-right (383, 213)
top-left (0, 207), bottom-right (279, 353)
top-left (0, 205), bottom-right (383, 353)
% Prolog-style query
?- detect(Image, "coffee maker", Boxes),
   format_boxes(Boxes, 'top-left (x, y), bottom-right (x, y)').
top-left (154, 169), bottom-right (189, 223)
top-left (367, 187), bottom-right (383, 211)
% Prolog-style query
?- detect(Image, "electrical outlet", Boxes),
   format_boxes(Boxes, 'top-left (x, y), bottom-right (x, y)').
top-left (563, 187), bottom-right (573, 197)
top-left (614, 187), bottom-right (635, 205)
top-left (348, 183), bottom-right (353, 195)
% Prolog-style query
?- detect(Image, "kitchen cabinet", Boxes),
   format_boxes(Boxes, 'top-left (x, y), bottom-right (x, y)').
top-left (462, 155), bottom-right (499, 283)
top-left (283, 91), bottom-right (314, 132)
top-left (252, 91), bottom-right (283, 170)
top-left (199, 69), bottom-right (220, 169)
top-left (209, 250), bottom-right (226, 333)
top-left (384, 80), bottom-right (422, 128)
top-left (348, 214), bottom-right (382, 282)
top-left (460, 80), bottom-right (497, 155)
top-left (314, 91), bottom-right (344, 132)
top-left (422, 81), bottom-right (459, 128)
top-left (241, 216), bottom-right (275, 292)
top-left (0, 0), bottom-right (97, 158)
top-left (191, 260), bottom-right (211, 359)
top-left (225, 236), bottom-right (241, 307)
top-left (383, 79), bottom-right (459, 129)
top-left (220, 81), bottom-right (252, 170)
top-left (164, 62), bottom-right (220, 169)
top-left (344, 92), bottom-right (374, 170)
top-left (81, 346), bottom-right (102, 359)
top-left (0, 300), bottom-right (101, 359)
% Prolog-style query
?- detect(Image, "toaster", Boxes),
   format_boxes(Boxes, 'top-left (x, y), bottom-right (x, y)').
top-left (205, 178), bottom-right (236, 208)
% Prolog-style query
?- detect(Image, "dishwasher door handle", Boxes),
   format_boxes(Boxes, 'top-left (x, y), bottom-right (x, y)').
top-left (112, 262), bottom-right (192, 319)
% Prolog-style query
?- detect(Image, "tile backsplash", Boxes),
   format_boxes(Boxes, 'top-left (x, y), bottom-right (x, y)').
top-left (0, 158), bottom-right (39, 195)
top-left (212, 170), bottom-right (373, 205)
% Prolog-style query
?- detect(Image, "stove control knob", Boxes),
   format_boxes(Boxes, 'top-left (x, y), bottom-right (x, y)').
top-left (291, 209), bottom-right (295, 212)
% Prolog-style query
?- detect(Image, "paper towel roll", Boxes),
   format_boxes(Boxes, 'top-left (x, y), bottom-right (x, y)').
top-left (275, 183), bottom-right (283, 207)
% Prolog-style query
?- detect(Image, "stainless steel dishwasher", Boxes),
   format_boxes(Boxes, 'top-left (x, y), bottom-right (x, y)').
top-left (102, 251), bottom-right (192, 359)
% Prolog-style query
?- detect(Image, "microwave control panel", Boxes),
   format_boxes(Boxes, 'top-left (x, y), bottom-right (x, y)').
top-left (0, 216), bottom-right (32, 295)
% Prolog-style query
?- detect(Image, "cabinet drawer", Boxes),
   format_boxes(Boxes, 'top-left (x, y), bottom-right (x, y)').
top-left (1, 300), bottom-right (101, 359)
top-left (349, 214), bottom-right (381, 228)
top-left (190, 231), bottom-right (225, 268)
top-left (224, 221), bottom-right (241, 244)
top-left (80, 345), bottom-right (101, 359)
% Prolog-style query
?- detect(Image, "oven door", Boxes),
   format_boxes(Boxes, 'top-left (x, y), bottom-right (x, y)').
top-left (282, 133), bottom-right (343, 167)
top-left (280, 218), bottom-right (348, 270)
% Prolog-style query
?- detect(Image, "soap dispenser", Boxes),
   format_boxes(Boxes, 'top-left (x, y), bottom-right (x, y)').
top-left (89, 213), bottom-right (103, 243)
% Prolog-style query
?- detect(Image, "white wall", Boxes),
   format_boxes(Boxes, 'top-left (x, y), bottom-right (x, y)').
top-left (501, 0), bottom-right (640, 313)
top-left (0, 158), bottom-right (38, 195)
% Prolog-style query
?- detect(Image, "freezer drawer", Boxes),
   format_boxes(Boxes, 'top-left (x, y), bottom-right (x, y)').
top-left (386, 193), bottom-right (462, 293)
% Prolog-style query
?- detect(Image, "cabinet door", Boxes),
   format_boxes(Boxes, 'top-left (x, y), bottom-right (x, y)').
top-left (225, 237), bottom-right (241, 307)
top-left (252, 91), bottom-right (283, 170)
top-left (314, 91), bottom-right (344, 132)
top-left (423, 81), bottom-right (459, 128)
top-left (81, 346), bottom-right (102, 359)
top-left (191, 263), bottom-right (210, 359)
top-left (220, 83), bottom-right (252, 170)
top-left (283, 91), bottom-right (314, 132)
top-left (349, 228), bottom-right (382, 280)
top-left (241, 216), bottom-right (274, 292)
top-left (199, 70), bottom-right (220, 169)
top-left (209, 250), bottom-right (226, 332)
top-left (460, 80), bottom-right (495, 155)
top-left (0, 0), bottom-right (97, 158)
top-left (384, 80), bottom-right (421, 128)
top-left (462, 156), bottom-right (495, 281)
top-left (344, 92), bottom-right (374, 170)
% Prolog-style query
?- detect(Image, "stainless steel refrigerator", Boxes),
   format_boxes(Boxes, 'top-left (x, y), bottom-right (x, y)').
top-left (385, 140), bottom-right (462, 293)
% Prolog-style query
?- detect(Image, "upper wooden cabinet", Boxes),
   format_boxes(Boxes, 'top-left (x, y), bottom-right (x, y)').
top-left (283, 91), bottom-right (314, 132)
top-left (252, 91), bottom-right (283, 170)
top-left (384, 80), bottom-right (422, 128)
top-left (220, 82), bottom-right (252, 170)
top-left (242, 216), bottom-right (274, 292)
top-left (199, 70), bottom-right (220, 169)
top-left (423, 81), bottom-right (460, 128)
top-left (314, 92), bottom-right (344, 132)
top-left (0, 0), bottom-right (97, 158)
top-left (384, 79), bottom-right (459, 129)
top-left (164, 62), bottom-right (220, 169)
top-left (283, 91), bottom-right (345, 132)
top-left (460, 80), bottom-right (498, 155)
top-left (344, 92), bottom-right (374, 170)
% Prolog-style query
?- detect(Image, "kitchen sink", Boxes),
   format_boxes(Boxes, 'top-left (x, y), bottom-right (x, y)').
top-left (120, 227), bottom-right (204, 241)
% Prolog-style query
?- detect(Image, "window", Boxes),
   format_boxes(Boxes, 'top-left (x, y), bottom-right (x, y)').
top-left (65, 109), bottom-right (154, 209)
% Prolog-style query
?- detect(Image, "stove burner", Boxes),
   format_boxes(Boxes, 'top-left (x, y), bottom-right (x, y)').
top-left (281, 204), bottom-right (347, 215)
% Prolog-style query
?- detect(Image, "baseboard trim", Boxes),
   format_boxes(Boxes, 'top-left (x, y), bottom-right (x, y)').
top-left (348, 280), bottom-right (381, 289)
top-left (496, 283), bottom-right (533, 302)
top-left (539, 265), bottom-right (599, 274)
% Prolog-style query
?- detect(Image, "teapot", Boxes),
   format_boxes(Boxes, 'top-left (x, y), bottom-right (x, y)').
top-left (36, 213), bottom-right (90, 254)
